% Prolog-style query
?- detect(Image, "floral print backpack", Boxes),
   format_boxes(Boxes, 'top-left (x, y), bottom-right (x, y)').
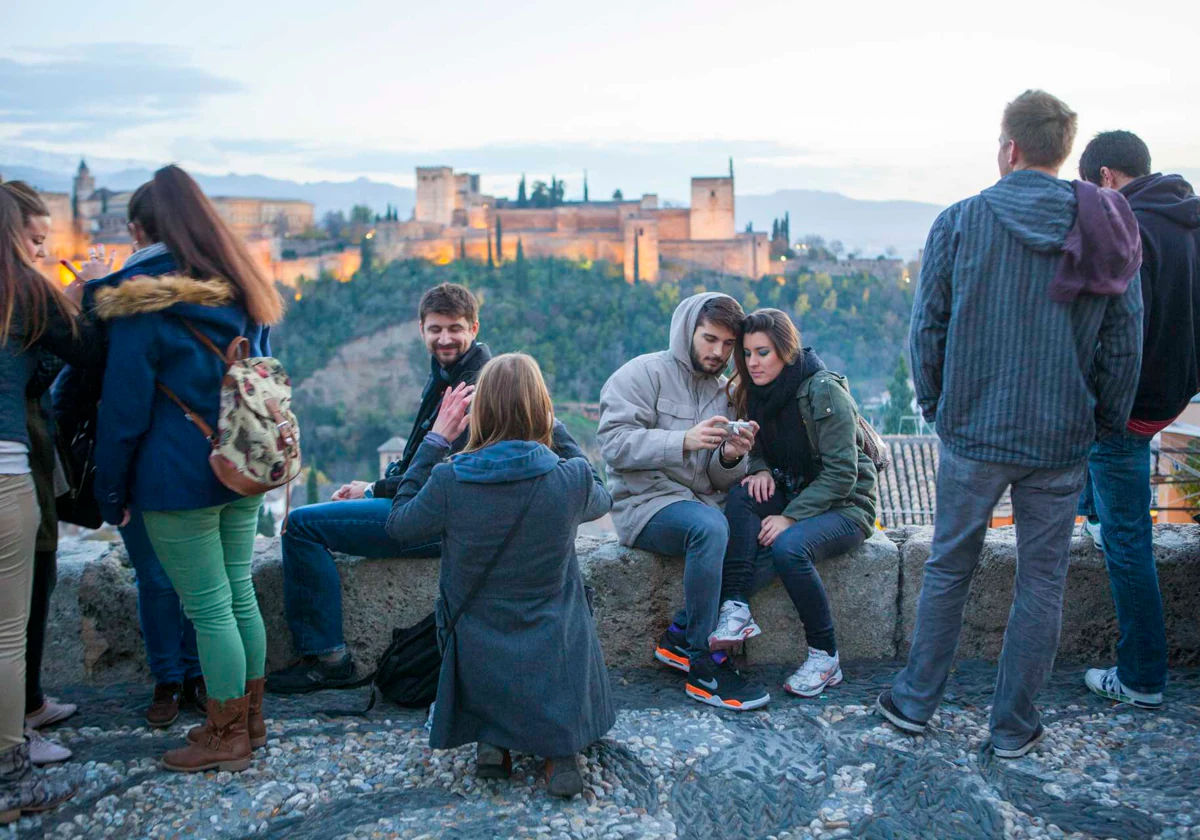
top-left (156, 318), bottom-right (302, 504)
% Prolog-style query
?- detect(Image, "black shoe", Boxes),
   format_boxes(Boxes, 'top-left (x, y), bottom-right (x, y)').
top-left (181, 675), bottom-right (208, 712)
top-left (993, 723), bottom-right (1046, 759)
top-left (266, 653), bottom-right (357, 694)
top-left (654, 627), bottom-right (690, 673)
top-left (685, 655), bottom-right (770, 711)
top-left (876, 690), bottom-right (927, 734)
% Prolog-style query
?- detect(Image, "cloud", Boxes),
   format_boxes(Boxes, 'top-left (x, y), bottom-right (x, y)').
top-left (0, 44), bottom-right (241, 140)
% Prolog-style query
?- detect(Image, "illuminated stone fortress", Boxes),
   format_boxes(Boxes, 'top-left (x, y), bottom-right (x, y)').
top-left (374, 163), bottom-right (770, 282)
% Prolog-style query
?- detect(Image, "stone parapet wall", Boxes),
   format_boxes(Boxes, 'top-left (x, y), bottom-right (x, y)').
top-left (42, 526), bottom-right (1200, 688)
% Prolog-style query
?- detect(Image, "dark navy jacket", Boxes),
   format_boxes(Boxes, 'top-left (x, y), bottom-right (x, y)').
top-left (92, 273), bottom-right (270, 524)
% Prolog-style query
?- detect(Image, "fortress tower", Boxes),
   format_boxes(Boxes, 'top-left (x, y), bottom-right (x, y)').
top-left (72, 159), bottom-right (95, 218)
top-left (415, 166), bottom-right (455, 227)
top-left (689, 176), bottom-right (735, 241)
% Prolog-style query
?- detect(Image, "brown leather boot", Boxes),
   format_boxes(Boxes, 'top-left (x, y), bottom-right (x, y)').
top-left (187, 679), bottom-right (267, 750)
top-left (162, 695), bottom-right (252, 773)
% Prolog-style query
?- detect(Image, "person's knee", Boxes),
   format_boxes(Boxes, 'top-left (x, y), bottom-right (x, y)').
top-left (282, 505), bottom-right (320, 544)
top-left (685, 510), bottom-right (729, 552)
top-left (771, 532), bottom-right (815, 572)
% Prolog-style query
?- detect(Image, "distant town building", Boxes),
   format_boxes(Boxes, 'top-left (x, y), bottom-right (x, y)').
top-left (378, 163), bottom-right (770, 283)
top-left (377, 436), bottom-right (408, 478)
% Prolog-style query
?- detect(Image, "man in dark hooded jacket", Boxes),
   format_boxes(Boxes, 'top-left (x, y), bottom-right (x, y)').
top-left (877, 91), bottom-right (1144, 758)
top-left (1075, 131), bottom-right (1200, 710)
top-left (268, 284), bottom-right (491, 693)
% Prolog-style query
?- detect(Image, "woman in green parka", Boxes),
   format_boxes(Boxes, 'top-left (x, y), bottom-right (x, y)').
top-left (709, 309), bottom-right (877, 698)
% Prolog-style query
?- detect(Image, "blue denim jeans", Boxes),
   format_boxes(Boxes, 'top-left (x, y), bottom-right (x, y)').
top-left (281, 498), bottom-right (440, 657)
top-left (723, 483), bottom-right (865, 654)
top-left (121, 511), bottom-right (202, 685)
top-left (893, 445), bottom-right (1086, 751)
top-left (632, 500), bottom-right (728, 659)
top-left (1077, 433), bottom-right (1166, 694)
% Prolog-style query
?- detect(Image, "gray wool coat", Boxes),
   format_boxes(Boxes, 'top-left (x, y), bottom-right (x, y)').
top-left (386, 429), bottom-right (615, 757)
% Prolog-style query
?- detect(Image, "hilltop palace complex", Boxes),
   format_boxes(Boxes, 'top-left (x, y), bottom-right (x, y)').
top-left (373, 164), bottom-right (770, 283)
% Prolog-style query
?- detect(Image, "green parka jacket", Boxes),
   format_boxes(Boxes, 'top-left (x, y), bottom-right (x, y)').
top-left (746, 367), bottom-right (878, 537)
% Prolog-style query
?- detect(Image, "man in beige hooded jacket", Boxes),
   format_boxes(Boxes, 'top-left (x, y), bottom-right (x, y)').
top-left (598, 293), bottom-right (770, 710)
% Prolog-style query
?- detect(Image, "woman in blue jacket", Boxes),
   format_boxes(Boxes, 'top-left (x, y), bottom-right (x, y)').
top-left (0, 189), bottom-right (95, 823)
top-left (93, 165), bottom-right (284, 773)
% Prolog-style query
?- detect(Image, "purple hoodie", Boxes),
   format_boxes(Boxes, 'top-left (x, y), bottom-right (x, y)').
top-left (1049, 181), bottom-right (1142, 303)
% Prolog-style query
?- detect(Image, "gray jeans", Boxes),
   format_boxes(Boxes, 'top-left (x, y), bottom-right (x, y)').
top-left (892, 444), bottom-right (1086, 750)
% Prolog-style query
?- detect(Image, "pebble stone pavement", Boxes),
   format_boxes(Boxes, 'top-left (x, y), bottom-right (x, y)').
top-left (11, 661), bottom-right (1200, 840)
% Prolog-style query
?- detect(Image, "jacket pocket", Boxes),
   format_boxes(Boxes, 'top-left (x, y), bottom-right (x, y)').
top-left (655, 396), bottom-right (694, 431)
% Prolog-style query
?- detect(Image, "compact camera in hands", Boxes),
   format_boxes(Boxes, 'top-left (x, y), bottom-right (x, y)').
top-left (715, 420), bottom-right (754, 436)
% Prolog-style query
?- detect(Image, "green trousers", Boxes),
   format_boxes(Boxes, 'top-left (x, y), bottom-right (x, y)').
top-left (143, 495), bottom-right (266, 701)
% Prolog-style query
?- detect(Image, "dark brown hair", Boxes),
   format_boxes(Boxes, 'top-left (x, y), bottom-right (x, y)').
top-left (0, 180), bottom-right (50, 223)
top-left (128, 165), bottom-right (283, 325)
top-left (696, 295), bottom-right (744, 336)
top-left (464, 353), bottom-right (554, 452)
top-left (418, 282), bottom-right (479, 324)
top-left (729, 309), bottom-right (801, 419)
top-left (0, 190), bottom-right (78, 347)
top-left (1001, 90), bottom-right (1078, 169)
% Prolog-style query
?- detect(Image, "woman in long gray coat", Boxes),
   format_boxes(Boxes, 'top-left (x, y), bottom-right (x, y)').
top-left (386, 353), bottom-right (615, 797)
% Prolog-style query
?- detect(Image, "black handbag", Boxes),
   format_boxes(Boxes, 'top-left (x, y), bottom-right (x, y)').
top-left (55, 415), bottom-right (102, 529)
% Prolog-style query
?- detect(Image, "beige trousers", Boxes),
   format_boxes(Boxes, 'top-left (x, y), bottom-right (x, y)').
top-left (0, 474), bottom-right (38, 753)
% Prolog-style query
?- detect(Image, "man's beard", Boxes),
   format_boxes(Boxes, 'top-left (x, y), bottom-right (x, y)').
top-left (691, 349), bottom-right (726, 374)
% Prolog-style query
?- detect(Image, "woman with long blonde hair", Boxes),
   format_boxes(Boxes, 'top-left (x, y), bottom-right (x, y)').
top-left (386, 353), bottom-right (614, 798)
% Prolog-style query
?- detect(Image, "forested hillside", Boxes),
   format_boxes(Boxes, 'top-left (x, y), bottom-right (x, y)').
top-left (272, 256), bottom-right (915, 481)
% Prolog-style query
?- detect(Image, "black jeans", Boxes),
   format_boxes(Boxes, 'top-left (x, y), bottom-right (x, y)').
top-left (25, 549), bottom-right (55, 713)
top-left (722, 483), bottom-right (865, 654)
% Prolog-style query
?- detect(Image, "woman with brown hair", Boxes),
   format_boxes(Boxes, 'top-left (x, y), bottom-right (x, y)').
top-left (710, 309), bottom-right (877, 699)
top-left (386, 353), bottom-right (614, 798)
top-left (0, 188), bottom-right (95, 823)
top-left (91, 164), bottom-right (284, 773)
top-left (0, 180), bottom-right (83, 767)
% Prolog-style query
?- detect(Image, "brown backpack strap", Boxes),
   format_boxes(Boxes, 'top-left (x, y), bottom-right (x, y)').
top-left (156, 383), bottom-right (217, 442)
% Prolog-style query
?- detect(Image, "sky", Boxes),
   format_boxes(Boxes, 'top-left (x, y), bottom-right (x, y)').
top-left (2, 0), bottom-right (1198, 205)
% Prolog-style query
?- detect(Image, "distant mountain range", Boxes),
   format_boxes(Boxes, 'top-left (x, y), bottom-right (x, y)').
top-left (2, 158), bottom-right (944, 257)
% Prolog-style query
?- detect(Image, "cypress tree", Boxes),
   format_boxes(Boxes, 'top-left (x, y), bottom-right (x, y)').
top-left (487, 231), bottom-right (494, 270)
top-left (517, 175), bottom-right (527, 207)
top-left (583, 170), bottom-right (589, 202)
top-left (495, 216), bottom-right (503, 262)
top-left (306, 464), bottom-right (319, 505)
top-left (633, 233), bottom-right (640, 284)
top-left (772, 219), bottom-right (779, 240)
top-left (459, 237), bottom-right (466, 261)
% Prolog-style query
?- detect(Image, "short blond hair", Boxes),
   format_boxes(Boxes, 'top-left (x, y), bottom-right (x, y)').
top-left (1001, 90), bottom-right (1078, 168)
top-left (464, 353), bottom-right (555, 453)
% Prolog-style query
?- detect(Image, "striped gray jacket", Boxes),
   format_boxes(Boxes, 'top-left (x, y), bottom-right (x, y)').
top-left (909, 170), bottom-right (1143, 469)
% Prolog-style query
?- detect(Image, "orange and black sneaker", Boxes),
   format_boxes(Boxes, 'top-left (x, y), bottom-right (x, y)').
top-left (654, 627), bottom-right (691, 673)
top-left (685, 654), bottom-right (770, 711)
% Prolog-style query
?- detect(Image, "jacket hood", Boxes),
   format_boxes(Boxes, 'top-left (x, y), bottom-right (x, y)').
top-left (980, 170), bottom-right (1076, 252)
top-left (1049, 181), bottom-right (1142, 303)
top-left (451, 440), bottom-right (561, 483)
top-left (798, 347), bottom-right (827, 380)
top-left (1124, 173), bottom-right (1200, 229)
top-left (93, 274), bottom-right (237, 320)
top-left (669, 292), bottom-right (739, 375)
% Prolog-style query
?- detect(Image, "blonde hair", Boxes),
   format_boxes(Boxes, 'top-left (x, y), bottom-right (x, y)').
top-left (1001, 90), bottom-right (1078, 168)
top-left (464, 353), bottom-right (555, 452)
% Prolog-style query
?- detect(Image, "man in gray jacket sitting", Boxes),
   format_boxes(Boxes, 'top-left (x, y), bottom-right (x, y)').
top-left (598, 292), bottom-right (770, 710)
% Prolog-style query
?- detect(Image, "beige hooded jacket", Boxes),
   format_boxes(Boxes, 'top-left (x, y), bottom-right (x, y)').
top-left (598, 293), bottom-right (748, 546)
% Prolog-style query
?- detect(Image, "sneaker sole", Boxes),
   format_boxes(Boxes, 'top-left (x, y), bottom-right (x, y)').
top-left (784, 668), bottom-right (843, 698)
top-left (685, 683), bottom-right (770, 711)
top-left (25, 708), bottom-right (76, 730)
top-left (875, 696), bottom-right (926, 734)
top-left (707, 624), bottom-right (763, 652)
top-left (1085, 682), bottom-right (1164, 710)
top-left (993, 727), bottom-right (1046, 759)
top-left (654, 647), bottom-right (690, 673)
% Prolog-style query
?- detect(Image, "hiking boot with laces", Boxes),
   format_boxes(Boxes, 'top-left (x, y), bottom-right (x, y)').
top-left (784, 647), bottom-right (843, 698)
top-left (685, 654), bottom-right (770, 711)
top-left (0, 741), bottom-right (74, 825)
top-left (146, 683), bottom-right (181, 728)
top-left (707, 600), bottom-right (762, 651)
top-left (1085, 667), bottom-right (1163, 710)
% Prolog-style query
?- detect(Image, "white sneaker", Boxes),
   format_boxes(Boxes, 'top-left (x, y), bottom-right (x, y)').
top-left (25, 697), bottom-right (77, 730)
top-left (784, 648), bottom-right (843, 698)
top-left (26, 727), bottom-right (71, 765)
top-left (707, 600), bottom-right (762, 651)
top-left (1085, 667), bottom-right (1163, 710)
top-left (1081, 518), bottom-right (1103, 551)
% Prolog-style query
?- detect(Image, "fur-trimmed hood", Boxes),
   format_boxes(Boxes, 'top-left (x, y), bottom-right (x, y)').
top-left (93, 274), bottom-right (237, 320)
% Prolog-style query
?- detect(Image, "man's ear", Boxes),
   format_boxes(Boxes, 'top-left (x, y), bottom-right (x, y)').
top-left (470, 320), bottom-right (480, 338)
top-left (1099, 167), bottom-right (1115, 189)
top-left (1007, 139), bottom-right (1021, 171)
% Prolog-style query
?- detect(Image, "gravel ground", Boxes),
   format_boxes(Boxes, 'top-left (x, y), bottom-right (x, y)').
top-left (9, 661), bottom-right (1200, 839)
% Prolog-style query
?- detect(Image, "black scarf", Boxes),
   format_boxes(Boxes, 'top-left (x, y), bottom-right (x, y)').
top-left (396, 341), bottom-right (491, 475)
top-left (746, 349), bottom-right (826, 488)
